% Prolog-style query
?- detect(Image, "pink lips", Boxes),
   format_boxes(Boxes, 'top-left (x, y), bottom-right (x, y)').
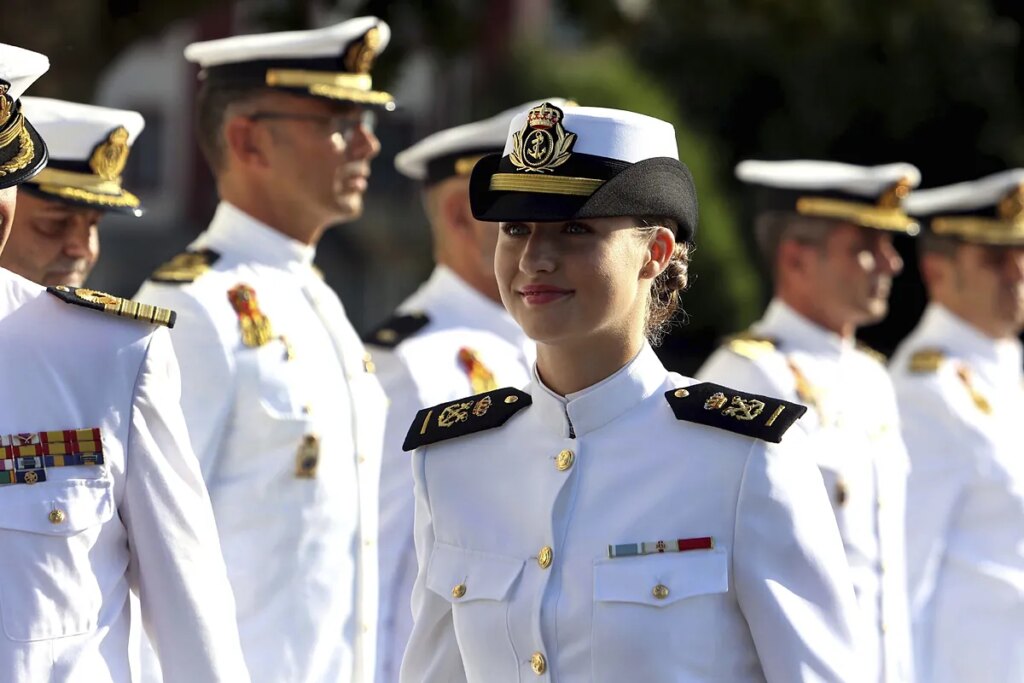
top-left (518, 284), bottom-right (573, 305)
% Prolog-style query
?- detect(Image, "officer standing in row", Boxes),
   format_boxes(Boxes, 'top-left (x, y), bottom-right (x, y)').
top-left (135, 17), bottom-right (393, 683)
top-left (371, 100), bottom-right (572, 682)
top-left (0, 43), bottom-right (248, 682)
top-left (698, 160), bottom-right (918, 683)
top-left (0, 97), bottom-right (144, 287)
top-left (891, 170), bottom-right (1024, 683)
top-left (400, 103), bottom-right (861, 682)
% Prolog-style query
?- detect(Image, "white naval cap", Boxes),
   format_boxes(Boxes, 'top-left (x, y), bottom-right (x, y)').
top-left (469, 102), bottom-right (699, 240)
top-left (394, 98), bottom-right (576, 183)
top-left (20, 97), bottom-right (145, 215)
top-left (904, 169), bottom-right (1024, 246)
top-left (184, 17), bottom-right (394, 109)
top-left (735, 159), bottom-right (921, 234)
top-left (0, 43), bottom-right (49, 189)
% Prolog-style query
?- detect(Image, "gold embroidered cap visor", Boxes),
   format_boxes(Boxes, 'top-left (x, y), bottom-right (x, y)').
top-left (0, 99), bottom-right (47, 190)
top-left (23, 164), bottom-right (142, 216)
top-left (927, 215), bottom-right (1024, 246)
top-left (469, 153), bottom-right (700, 242)
top-left (751, 187), bottom-right (919, 235)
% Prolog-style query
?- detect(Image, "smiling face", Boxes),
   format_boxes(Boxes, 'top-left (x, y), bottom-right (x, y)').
top-left (494, 217), bottom-right (662, 350)
top-left (0, 191), bottom-right (102, 287)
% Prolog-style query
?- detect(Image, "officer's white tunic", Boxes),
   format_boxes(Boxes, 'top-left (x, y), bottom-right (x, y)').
top-left (890, 303), bottom-right (1024, 683)
top-left (698, 299), bottom-right (913, 683)
top-left (0, 268), bottom-right (248, 682)
top-left (374, 265), bottom-right (533, 683)
top-left (137, 201), bottom-right (384, 683)
top-left (401, 344), bottom-right (862, 682)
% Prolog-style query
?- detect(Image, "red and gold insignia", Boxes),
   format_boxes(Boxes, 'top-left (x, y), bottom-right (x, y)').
top-left (458, 347), bottom-right (498, 394)
top-left (509, 102), bottom-right (576, 174)
top-left (227, 283), bottom-right (274, 348)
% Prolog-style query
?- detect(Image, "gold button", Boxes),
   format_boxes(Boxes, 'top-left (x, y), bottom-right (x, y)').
top-left (505, 395), bottom-right (519, 404)
top-left (555, 449), bottom-right (575, 472)
top-left (652, 584), bottom-right (670, 600)
top-left (24, 471), bottom-right (38, 485)
top-left (451, 583), bottom-right (466, 599)
top-left (674, 388), bottom-right (689, 398)
top-left (537, 546), bottom-right (553, 569)
top-left (530, 651), bottom-right (547, 675)
top-left (48, 509), bottom-right (65, 524)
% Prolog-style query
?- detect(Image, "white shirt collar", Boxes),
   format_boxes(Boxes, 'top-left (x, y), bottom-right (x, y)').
top-left (755, 298), bottom-right (854, 358)
top-left (197, 201), bottom-right (317, 271)
top-left (531, 343), bottom-right (668, 438)
top-left (916, 303), bottom-right (1023, 384)
top-left (406, 265), bottom-right (527, 347)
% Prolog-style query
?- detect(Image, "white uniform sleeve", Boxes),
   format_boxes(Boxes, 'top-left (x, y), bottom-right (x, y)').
top-left (376, 349), bottom-right (429, 683)
top-left (119, 329), bottom-right (249, 683)
top-left (136, 285), bottom-right (235, 478)
top-left (400, 448), bottom-right (468, 683)
top-left (733, 434), bottom-right (864, 682)
top-left (897, 380), bottom-right (979, 618)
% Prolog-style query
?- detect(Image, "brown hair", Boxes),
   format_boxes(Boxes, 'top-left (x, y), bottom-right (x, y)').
top-left (639, 217), bottom-right (691, 346)
top-left (194, 81), bottom-right (270, 173)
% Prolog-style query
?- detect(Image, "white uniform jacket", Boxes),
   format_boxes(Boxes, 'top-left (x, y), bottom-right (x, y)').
top-left (890, 303), bottom-right (1024, 683)
top-left (0, 268), bottom-right (248, 682)
top-left (698, 299), bottom-right (913, 683)
top-left (371, 265), bottom-right (533, 683)
top-left (136, 201), bottom-right (385, 683)
top-left (401, 344), bottom-right (862, 683)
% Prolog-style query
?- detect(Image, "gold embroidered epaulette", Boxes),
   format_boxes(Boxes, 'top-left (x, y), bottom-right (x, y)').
top-left (149, 248), bottom-right (220, 284)
top-left (856, 341), bottom-right (888, 365)
top-left (363, 312), bottom-right (430, 348)
top-left (725, 332), bottom-right (778, 361)
top-left (402, 387), bottom-right (531, 451)
top-left (47, 286), bottom-right (176, 328)
top-left (908, 348), bottom-right (946, 373)
top-left (665, 382), bottom-right (806, 443)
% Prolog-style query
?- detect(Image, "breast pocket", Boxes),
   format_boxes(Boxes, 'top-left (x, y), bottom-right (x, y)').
top-left (425, 542), bottom-right (523, 676)
top-left (592, 549), bottom-right (731, 681)
top-left (0, 478), bottom-right (115, 641)
top-left (253, 340), bottom-right (312, 420)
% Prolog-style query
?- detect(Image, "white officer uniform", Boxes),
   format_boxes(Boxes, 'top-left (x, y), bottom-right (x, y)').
top-left (891, 172), bottom-right (1024, 683)
top-left (134, 18), bottom-right (393, 683)
top-left (401, 104), bottom-right (862, 682)
top-left (0, 45), bottom-right (248, 683)
top-left (698, 161), bottom-right (920, 683)
top-left (373, 100), bottom-right (569, 682)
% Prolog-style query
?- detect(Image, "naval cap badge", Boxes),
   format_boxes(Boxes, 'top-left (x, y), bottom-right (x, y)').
top-left (509, 101), bottom-right (576, 174)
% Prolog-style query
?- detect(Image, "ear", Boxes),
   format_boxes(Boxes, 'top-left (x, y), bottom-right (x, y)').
top-left (919, 251), bottom-right (950, 291)
top-left (642, 226), bottom-right (676, 281)
top-left (777, 237), bottom-right (810, 276)
top-left (439, 184), bottom-right (473, 237)
top-left (223, 115), bottom-right (271, 170)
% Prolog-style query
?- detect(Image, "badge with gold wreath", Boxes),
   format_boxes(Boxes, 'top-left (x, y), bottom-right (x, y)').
top-left (509, 102), bottom-right (577, 174)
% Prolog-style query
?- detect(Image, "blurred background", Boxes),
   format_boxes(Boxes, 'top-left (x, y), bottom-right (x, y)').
top-left (3, 0), bottom-right (1023, 373)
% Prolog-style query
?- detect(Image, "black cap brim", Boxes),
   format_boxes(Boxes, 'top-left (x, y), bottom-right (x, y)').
top-left (0, 117), bottom-right (48, 190)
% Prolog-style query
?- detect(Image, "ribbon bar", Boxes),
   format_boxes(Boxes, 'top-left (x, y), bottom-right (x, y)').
top-left (608, 536), bottom-right (715, 559)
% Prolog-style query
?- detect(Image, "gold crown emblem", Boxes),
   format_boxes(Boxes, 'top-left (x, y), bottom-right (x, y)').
top-left (344, 26), bottom-right (381, 75)
top-left (997, 183), bottom-right (1024, 222)
top-left (89, 126), bottom-right (130, 182)
top-left (878, 176), bottom-right (912, 208)
top-left (509, 102), bottom-right (576, 174)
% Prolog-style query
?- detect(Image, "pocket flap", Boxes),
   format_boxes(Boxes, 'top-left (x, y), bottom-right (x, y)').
top-left (426, 542), bottom-right (524, 603)
top-left (0, 479), bottom-right (114, 536)
top-left (593, 549), bottom-right (729, 607)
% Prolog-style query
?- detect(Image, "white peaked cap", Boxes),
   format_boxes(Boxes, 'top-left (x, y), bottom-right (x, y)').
top-left (735, 160), bottom-right (921, 197)
top-left (21, 98), bottom-right (144, 161)
top-left (501, 105), bottom-right (679, 163)
top-left (185, 16), bottom-right (390, 67)
top-left (904, 169), bottom-right (1024, 215)
top-left (0, 43), bottom-right (49, 100)
top-left (395, 98), bottom-right (576, 181)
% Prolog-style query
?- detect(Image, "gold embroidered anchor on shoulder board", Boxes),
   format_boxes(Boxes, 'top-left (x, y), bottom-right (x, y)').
top-left (402, 388), bottom-right (531, 451)
top-left (665, 382), bottom-right (806, 443)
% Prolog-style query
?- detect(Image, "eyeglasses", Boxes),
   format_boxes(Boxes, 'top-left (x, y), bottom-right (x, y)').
top-left (247, 109), bottom-right (376, 141)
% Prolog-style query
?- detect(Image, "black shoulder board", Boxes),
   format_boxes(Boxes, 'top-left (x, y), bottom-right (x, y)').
top-left (363, 312), bottom-right (430, 348)
top-left (402, 387), bottom-right (531, 451)
top-left (149, 248), bottom-right (220, 284)
top-left (665, 382), bottom-right (805, 444)
top-left (47, 286), bottom-right (176, 328)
